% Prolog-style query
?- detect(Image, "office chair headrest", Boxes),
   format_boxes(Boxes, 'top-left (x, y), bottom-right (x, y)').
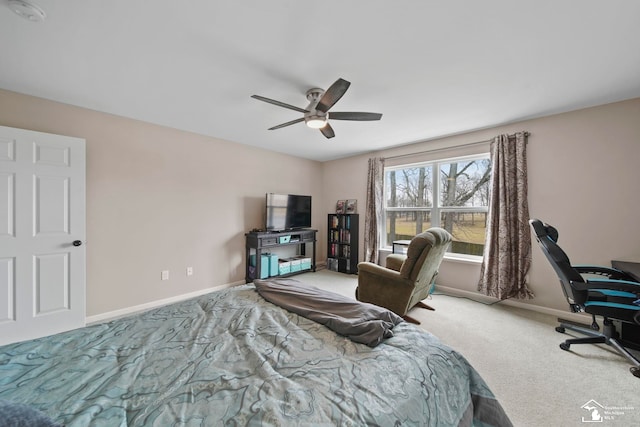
top-left (544, 224), bottom-right (559, 242)
top-left (529, 218), bottom-right (559, 242)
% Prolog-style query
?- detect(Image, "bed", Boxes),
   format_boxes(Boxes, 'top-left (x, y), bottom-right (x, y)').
top-left (0, 280), bottom-right (511, 426)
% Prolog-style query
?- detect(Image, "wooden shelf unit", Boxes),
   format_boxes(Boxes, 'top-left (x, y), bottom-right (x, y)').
top-left (327, 213), bottom-right (359, 274)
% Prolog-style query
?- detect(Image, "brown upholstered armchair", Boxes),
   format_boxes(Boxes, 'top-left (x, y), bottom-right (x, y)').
top-left (356, 227), bottom-right (452, 324)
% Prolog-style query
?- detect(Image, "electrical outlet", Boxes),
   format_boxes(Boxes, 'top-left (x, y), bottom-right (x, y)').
top-left (186, 267), bottom-right (193, 276)
top-left (161, 270), bottom-right (169, 280)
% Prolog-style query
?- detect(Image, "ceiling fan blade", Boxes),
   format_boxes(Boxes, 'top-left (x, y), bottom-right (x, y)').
top-left (329, 112), bottom-right (383, 121)
top-left (320, 123), bottom-right (335, 139)
top-left (251, 95), bottom-right (309, 113)
top-left (268, 117), bottom-right (305, 130)
top-left (316, 78), bottom-right (350, 113)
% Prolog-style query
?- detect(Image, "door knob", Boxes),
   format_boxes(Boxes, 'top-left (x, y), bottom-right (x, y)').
top-left (72, 240), bottom-right (83, 247)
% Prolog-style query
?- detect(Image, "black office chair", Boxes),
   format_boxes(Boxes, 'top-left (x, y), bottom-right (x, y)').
top-left (529, 219), bottom-right (640, 378)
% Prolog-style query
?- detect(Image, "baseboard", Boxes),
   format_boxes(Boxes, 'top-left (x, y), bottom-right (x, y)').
top-left (87, 275), bottom-right (587, 326)
top-left (86, 280), bottom-right (246, 324)
top-left (434, 284), bottom-right (590, 324)
top-left (87, 264), bottom-right (329, 325)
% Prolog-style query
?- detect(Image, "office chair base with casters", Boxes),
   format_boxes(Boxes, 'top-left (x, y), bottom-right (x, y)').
top-left (555, 317), bottom-right (640, 378)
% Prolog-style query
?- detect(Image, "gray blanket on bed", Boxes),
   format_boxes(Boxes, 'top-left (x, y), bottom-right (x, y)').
top-left (254, 277), bottom-right (403, 347)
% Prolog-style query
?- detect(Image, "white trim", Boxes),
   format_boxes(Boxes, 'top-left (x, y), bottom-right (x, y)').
top-left (385, 152), bottom-right (490, 170)
top-left (443, 254), bottom-right (483, 264)
top-left (86, 280), bottom-right (246, 324)
top-left (379, 248), bottom-right (483, 264)
top-left (434, 284), bottom-right (592, 325)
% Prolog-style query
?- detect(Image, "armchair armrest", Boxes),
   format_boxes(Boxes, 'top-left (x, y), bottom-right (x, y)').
top-left (571, 279), bottom-right (640, 297)
top-left (574, 265), bottom-right (637, 282)
top-left (385, 254), bottom-right (406, 272)
top-left (358, 262), bottom-right (408, 283)
top-left (357, 262), bottom-right (415, 315)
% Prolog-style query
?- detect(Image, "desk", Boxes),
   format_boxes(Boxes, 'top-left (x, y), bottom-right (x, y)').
top-left (611, 260), bottom-right (640, 350)
top-left (611, 260), bottom-right (640, 282)
top-left (392, 240), bottom-right (411, 254)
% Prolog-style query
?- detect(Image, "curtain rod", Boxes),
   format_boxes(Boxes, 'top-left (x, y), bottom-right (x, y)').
top-left (383, 131), bottom-right (529, 161)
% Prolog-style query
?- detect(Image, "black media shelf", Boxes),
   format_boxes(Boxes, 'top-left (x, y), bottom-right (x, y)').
top-left (245, 229), bottom-right (317, 283)
top-left (327, 214), bottom-right (359, 274)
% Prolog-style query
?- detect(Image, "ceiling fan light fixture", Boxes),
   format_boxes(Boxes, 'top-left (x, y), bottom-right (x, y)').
top-left (8, 0), bottom-right (46, 22)
top-left (305, 116), bottom-right (327, 129)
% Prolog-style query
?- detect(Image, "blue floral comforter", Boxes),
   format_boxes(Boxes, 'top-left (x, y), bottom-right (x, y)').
top-left (0, 285), bottom-right (511, 426)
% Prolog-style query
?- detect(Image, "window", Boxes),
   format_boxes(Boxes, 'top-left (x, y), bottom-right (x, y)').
top-left (384, 154), bottom-right (491, 257)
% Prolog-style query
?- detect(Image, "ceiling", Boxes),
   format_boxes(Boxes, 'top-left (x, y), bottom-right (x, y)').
top-left (1, 1), bottom-right (639, 162)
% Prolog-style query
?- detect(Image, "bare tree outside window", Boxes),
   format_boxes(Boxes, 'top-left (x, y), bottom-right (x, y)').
top-left (384, 155), bottom-right (490, 256)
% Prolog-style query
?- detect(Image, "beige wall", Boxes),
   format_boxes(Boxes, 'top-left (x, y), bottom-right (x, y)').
top-left (322, 97), bottom-right (640, 312)
top-left (3, 87), bottom-right (639, 318)
top-left (0, 89), bottom-right (324, 317)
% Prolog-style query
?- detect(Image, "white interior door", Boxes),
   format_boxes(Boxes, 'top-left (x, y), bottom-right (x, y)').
top-left (0, 125), bottom-right (86, 346)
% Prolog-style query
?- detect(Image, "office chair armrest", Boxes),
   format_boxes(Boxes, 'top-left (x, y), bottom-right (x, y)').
top-left (571, 279), bottom-right (640, 296)
top-left (574, 265), bottom-right (637, 282)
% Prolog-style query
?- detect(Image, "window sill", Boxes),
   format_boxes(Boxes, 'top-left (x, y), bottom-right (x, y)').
top-left (443, 254), bottom-right (483, 265)
top-left (380, 247), bottom-right (482, 265)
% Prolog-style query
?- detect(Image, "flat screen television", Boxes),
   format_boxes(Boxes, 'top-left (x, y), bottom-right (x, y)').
top-left (265, 193), bottom-right (312, 231)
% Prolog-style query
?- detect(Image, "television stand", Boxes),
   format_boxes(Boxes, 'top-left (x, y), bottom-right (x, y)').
top-left (245, 229), bottom-right (317, 283)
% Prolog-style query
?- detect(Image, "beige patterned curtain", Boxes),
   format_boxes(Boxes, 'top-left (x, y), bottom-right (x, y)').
top-left (478, 132), bottom-right (533, 300)
top-left (364, 157), bottom-right (385, 263)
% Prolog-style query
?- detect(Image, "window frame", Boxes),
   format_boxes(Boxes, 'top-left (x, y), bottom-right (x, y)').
top-left (383, 153), bottom-right (490, 261)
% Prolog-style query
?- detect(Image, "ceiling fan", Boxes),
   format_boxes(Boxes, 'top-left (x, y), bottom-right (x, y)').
top-left (251, 78), bottom-right (382, 139)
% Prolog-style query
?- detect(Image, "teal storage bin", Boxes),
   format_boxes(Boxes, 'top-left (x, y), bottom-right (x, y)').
top-left (289, 258), bottom-right (302, 272)
top-left (268, 253), bottom-right (279, 277)
top-left (278, 260), bottom-right (291, 275)
top-left (278, 235), bottom-right (291, 244)
top-left (299, 257), bottom-right (311, 270)
top-left (250, 254), bottom-right (270, 279)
